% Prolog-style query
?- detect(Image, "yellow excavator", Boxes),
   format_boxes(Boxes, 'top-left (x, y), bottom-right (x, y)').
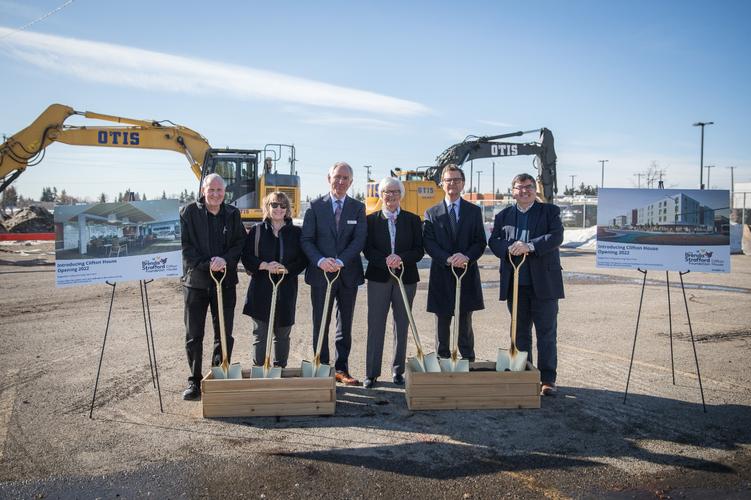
top-left (366, 128), bottom-right (557, 217)
top-left (0, 104), bottom-right (300, 223)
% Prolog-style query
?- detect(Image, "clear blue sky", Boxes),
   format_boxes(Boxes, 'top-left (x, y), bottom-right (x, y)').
top-left (1, 0), bottom-right (749, 202)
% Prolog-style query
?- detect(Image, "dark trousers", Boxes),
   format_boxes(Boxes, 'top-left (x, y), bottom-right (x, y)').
top-left (251, 319), bottom-right (292, 368)
top-left (366, 280), bottom-right (415, 378)
top-left (184, 285), bottom-right (236, 384)
top-left (310, 281), bottom-right (358, 373)
top-left (435, 311), bottom-right (475, 361)
top-left (507, 285), bottom-right (558, 384)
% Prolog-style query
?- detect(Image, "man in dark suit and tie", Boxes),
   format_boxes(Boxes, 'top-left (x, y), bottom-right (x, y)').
top-left (301, 161), bottom-right (367, 385)
top-left (423, 164), bottom-right (487, 362)
top-left (488, 173), bottom-right (564, 396)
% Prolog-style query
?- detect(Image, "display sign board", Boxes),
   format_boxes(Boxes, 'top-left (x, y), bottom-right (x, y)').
top-left (596, 188), bottom-right (730, 273)
top-left (53, 200), bottom-right (182, 287)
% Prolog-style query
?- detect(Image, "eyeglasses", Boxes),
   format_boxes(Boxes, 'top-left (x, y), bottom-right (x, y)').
top-left (442, 177), bottom-right (463, 184)
top-left (513, 184), bottom-right (535, 192)
top-left (381, 190), bottom-right (401, 196)
top-left (270, 202), bottom-right (288, 209)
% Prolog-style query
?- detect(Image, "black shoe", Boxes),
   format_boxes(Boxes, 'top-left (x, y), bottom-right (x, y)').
top-left (392, 374), bottom-right (405, 385)
top-left (364, 377), bottom-right (377, 389)
top-left (182, 382), bottom-right (201, 401)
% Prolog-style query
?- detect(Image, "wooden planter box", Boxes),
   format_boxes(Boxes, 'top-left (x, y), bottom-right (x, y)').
top-left (405, 361), bottom-right (540, 410)
top-left (201, 367), bottom-right (336, 418)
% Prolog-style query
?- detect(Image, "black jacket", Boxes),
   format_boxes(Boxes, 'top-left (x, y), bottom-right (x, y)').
top-left (364, 209), bottom-right (424, 284)
top-left (241, 219), bottom-right (307, 326)
top-left (488, 202), bottom-right (564, 301)
top-left (180, 198), bottom-right (246, 290)
top-left (423, 199), bottom-right (487, 314)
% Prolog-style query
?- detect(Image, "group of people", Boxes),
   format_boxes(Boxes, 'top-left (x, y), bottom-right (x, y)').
top-left (179, 162), bottom-right (564, 401)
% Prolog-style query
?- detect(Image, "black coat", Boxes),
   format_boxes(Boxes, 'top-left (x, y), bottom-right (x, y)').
top-left (364, 209), bottom-right (424, 284)
top-left (423, 199), bottom-right (487, 314)
top-left (180, 198), bottom-right (245, 290)
top-left (488, 202), bottom-right (565, 301)
top-left (241, 219), bottom-right (307, 327)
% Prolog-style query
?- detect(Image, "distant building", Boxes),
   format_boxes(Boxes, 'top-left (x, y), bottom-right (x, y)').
top-left (635, 193), bottom-right (713, 230)
top-left (612, 215), bottom-right (628, 227)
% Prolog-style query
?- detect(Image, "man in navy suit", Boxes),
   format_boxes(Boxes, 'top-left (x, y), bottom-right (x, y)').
top-left (423, 164), bottom-right (487, 362)
top-left (301, 161), bottom-right (367, 385)
top-left (488, 173), bottom-right (564, 396)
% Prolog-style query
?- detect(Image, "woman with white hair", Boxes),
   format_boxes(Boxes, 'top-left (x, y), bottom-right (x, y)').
top-left (362, 177), bottom-right (424, 388)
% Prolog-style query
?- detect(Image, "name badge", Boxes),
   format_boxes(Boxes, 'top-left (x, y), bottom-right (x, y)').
top-left (347, 220), bottom-right (357, 224)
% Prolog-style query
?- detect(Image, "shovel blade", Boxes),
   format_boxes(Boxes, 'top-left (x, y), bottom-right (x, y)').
top-left (210, 366), bottom-right (226, 379)
top-left (211, 362), bottom-right (243, 380)
top-left (439, 358), bottom-right (470, 372)
top-left (496, 348), bottom-right (528, 372)
top-left (407, 356), bottom-right (424, 373)
top-left (301, 360), bottom-right (314, 378)
top-left (423, 352), bottom-right (442, 373)
top-left (250, 365), bottom-right (283, 379)
top-left (301, 361), bottom-right (331, 378)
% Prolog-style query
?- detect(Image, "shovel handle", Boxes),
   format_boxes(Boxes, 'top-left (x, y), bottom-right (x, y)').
top-left (263, 270), bottom-right (286, 369)
top-left (508, 252), bottom-right (527, 352)
top-left (389, 263), bottom-right (425, 358)
top-left (449, 263), bottom-right (468, 361)
top-left (314, 269), bottom-right (340, 359)
top-left (210, 268), bottom-right (230, 370)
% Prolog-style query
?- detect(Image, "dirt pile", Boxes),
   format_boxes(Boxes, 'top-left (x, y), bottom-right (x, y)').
top-left (1, 206), bottom-right (54, 233)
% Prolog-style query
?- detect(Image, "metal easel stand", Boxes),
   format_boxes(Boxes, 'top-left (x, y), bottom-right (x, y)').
top-left (89, 280), bottom-right (164, 418)
top-left (623, 269), bottom-right (706, 412)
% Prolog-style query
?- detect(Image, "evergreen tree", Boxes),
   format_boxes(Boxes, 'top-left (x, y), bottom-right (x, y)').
top-left (99, 193), bottom-right (107, 203)
top-left (161, 190), bottom-right (167, 200)
top-left (1, 186), bottom-right (18, 208)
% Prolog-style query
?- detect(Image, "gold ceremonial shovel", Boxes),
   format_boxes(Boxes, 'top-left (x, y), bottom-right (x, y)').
top-left (388, 264), bottom-right (441, 373)
top-left (301, 269), bottom-right (340, 378)
top-left (497, 253), bottom-right (529, 372)
top-left (251, 268), bottom-right (286, 379)
top-left (439, 263), bottom-right (470, 373)
top-left (209, 268), bottom-right (242, 379)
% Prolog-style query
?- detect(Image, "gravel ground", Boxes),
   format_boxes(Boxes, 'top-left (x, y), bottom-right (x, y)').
top-left (1, 241), bottom-right (750, 499)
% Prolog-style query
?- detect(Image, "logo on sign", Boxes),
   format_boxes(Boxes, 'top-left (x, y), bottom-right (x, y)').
top-left (142, 256), bottom-right (168, 272)
top-left (684, 249), bottom-right (713, 265)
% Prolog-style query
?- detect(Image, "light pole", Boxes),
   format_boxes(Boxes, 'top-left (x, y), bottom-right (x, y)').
top-left (727, 166), bottom-right (736, 209)
top-left (693, 121), bottom-right (714, 189)
top-left (599, 159), bottom-right (609, 190)
top-left (492, 162), bottom-right (496, 199)
top-left (634, 172), bottom-right (643, 189)
top-left (476, 170), bottom-right (482, 195)
top-left (704, 165), bottom-right (715, 189)
top-left (569, 174), bottom-right (577, 195)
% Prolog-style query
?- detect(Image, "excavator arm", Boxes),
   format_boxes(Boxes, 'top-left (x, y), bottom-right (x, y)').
top-left (430, 128), bottom-right (558, 201)
top-left (1, 103), bottom-right (211, 194)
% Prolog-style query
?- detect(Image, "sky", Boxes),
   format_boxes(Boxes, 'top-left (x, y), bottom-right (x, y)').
top-left (1, 0), bottom-right (750, 202)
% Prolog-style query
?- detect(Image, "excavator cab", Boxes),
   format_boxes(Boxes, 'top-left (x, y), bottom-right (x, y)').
top-left (200, 145), bottom-right (300, 224)
top-left (203, 149), bottom-right (260, 208)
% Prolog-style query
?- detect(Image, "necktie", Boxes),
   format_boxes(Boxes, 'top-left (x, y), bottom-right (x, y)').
top-left (388, 213), bottom-right (396, 253)
top-left (335, 199), bottom-right (342, 228)
top-left (449, 203), bottom-right (458, 236)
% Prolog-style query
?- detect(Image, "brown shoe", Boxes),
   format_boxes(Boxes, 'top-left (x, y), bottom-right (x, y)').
top-left (540, 383), bottom-right (557, 396)
top-left (335, 371), bottom-right (360, 386)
